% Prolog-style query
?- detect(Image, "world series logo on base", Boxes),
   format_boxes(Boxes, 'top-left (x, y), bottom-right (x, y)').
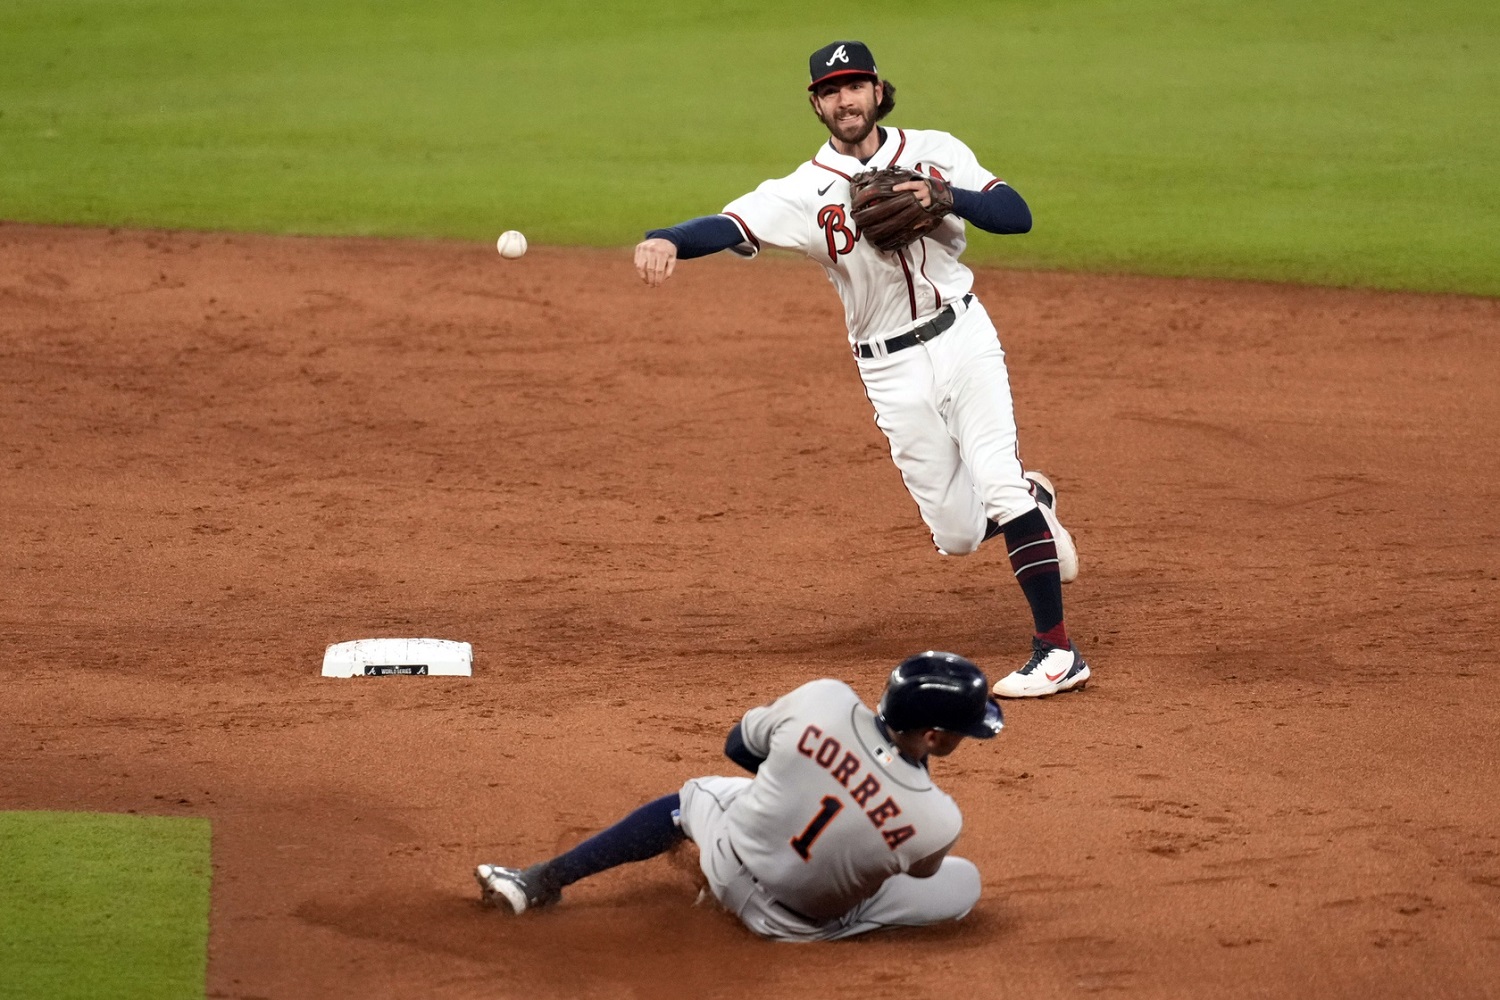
top-left (321, 638), bottom-right (473, 677)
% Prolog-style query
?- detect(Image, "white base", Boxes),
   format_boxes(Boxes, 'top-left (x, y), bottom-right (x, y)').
top-left (321, 638), bottom-right (473, 677)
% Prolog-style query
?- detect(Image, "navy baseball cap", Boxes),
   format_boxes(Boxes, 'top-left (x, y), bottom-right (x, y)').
top-left (808, 40), bottom-right (879, 91)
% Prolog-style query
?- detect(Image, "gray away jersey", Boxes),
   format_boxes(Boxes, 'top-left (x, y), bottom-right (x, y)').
top-left (729, 678), bottom-right (963, 919)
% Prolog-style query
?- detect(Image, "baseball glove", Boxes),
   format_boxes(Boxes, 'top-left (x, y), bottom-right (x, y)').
top-left (848, 167), bottom-right (955, 253)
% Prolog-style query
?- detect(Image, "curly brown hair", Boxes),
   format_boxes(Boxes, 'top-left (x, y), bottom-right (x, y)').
top-left (875, 78), bottom-right (896, 121)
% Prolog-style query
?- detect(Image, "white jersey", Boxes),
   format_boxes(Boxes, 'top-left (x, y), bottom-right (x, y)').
top-left (723, 678), bottom-right (963, 920)
top-left (720, 127), bottom-right (1006, 345)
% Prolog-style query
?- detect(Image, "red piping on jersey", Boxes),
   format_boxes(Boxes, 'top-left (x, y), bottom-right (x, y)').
top-left (812, 156), bottom-right (852, 181)
top-left (723, 212), bottom-right (761, 251)
top-left (896, 249), bottom-right (918, 320)
top-left (982, 178), bottom-right (1007, 191)
top-left (917, 239), bottom-right (941, 310)
top-left (886, 129), bottom-right (907, 167)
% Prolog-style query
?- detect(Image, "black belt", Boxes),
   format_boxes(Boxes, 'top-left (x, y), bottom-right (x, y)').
top-left (854, 293), bottom-right (973, 359)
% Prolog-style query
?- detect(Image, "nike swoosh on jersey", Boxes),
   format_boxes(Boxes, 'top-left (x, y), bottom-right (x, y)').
top-left (817, 181), bottom-right (836, 196)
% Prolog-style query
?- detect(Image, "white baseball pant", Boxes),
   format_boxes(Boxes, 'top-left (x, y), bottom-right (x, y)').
top-left (855, 296), bottom-right (1037, 555)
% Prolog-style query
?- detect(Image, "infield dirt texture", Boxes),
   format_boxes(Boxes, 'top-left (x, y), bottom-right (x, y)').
top-left (3, 1), bottom-right (1500, 998)
top-left (3, 223), bottom-right (1498, 998)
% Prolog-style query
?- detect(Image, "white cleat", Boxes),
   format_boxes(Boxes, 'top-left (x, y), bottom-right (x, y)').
top-left (475, 863), bottom-right (558, 914)
top-left (1024, 470), bottom-right (1078, 584)
top-left (993, 639), bottom-right (1091, 698)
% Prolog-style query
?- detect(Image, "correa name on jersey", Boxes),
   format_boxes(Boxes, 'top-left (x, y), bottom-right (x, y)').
top-left (795, 723), bottom-right (917, 849)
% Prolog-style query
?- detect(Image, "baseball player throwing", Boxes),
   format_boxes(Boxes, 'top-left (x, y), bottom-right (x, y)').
top-left (634, 40), bottom-right (1090, 698)
top-left (476, 652), bottom-right (1003, 940)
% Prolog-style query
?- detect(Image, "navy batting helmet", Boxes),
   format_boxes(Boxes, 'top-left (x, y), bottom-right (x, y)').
top-left (878, 652), bottom-right (1004, 739)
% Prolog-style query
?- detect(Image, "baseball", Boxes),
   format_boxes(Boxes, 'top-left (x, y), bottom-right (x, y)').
top-left (496, 230), bottom-right (527, 259)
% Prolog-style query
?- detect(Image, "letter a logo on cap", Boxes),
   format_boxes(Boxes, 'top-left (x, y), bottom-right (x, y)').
top-left (808, 41), bottom-right (879, 90)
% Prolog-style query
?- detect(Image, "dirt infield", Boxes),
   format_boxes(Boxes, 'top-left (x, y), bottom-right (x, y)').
top-left (3, 221), bottom-right (1498, 999)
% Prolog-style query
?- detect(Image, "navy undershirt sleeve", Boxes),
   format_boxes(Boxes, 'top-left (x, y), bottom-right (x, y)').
top-left (645, 215), bottom-right (744, 259)
top-left (724, 721), bottom-right (766, 774)
top-left (951, 184), bottom-right (1032, 235)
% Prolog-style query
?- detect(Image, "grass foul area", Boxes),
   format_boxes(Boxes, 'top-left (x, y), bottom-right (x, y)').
top-left (0, 0), bottom-right (1496, 294)
top-left (0, 811), bottom-right (211, 1000)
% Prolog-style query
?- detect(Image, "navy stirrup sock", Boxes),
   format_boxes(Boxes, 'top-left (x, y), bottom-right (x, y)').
top-left (541, 793), bottom-right (685, 889)
top-left (1000, 508), bottom-right (1066, 637)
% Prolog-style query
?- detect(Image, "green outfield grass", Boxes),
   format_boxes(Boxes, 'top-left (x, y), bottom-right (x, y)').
top-left (1, 0), bottom-right (1495, 293)
top-left (0, 812), bottom-right (211, 1000)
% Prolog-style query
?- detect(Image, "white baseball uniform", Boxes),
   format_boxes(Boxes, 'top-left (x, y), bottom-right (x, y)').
top-left (720, 128), bottom-right (1038, 554)
top-left (676, 678), bottom-right (981, 942)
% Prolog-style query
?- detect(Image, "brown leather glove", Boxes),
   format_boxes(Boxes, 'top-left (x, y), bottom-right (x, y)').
top-left (848, 167), bottom-right (955, 253)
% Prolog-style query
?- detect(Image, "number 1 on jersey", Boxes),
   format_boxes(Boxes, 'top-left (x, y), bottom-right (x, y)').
top-left (790, 795), bottom-right (844, 860)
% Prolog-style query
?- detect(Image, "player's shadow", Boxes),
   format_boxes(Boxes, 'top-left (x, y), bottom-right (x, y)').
top-left (297, 878), bottom-right (763, 999)
top-left (295, 871), bottom-right (1009, 999)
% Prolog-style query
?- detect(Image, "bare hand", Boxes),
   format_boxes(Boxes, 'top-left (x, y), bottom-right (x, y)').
top-left (635, 238), bottom-right (678, 287)
top-left (893, 179), bottom-right (934, 208)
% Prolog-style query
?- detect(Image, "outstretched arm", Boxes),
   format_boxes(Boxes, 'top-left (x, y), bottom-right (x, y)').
top-left (634, 215), bottom-right (745, 287)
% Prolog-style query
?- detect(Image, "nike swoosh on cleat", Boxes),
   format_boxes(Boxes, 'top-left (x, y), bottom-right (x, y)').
top-left (1045, 669), bottom-right (1068, 682)
top-left (817, 181), bottom-right (836, 196)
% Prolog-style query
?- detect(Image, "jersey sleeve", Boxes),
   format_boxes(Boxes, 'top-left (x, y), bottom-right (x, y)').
top-left (737, 678), bottom-right (851, 757)
top-left (942, 134), bottom-right (1004, 193)
top-left (902, 795), bottom-right (963, 873)
top-left (720, 175), bottom-right (814, 258)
